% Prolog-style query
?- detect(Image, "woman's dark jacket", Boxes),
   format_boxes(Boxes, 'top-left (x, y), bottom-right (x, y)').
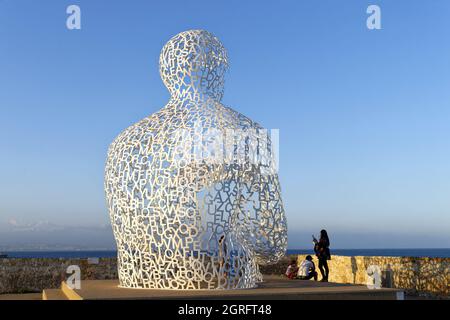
top-left (315, 238), bottom-right (331, 260)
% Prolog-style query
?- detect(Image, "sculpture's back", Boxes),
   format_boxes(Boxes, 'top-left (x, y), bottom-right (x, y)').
top-left (105, 30), bottom-right (287, 290)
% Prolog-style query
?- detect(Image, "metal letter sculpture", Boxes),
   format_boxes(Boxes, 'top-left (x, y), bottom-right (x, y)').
top-left (105, 30), bottom-right (287, 290)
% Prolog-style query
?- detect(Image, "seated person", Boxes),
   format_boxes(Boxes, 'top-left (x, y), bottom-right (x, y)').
top-left (297, 255), bottom-right (318, 281)
top-left (285, 259), bottom-right (299, 279)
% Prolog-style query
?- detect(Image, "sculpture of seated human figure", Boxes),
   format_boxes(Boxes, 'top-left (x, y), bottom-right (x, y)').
top-left (104, 30), bottom-right (287, 290)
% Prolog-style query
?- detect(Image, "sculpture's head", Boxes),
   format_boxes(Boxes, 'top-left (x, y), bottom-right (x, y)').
top-left (159, 30), bottom-right (229, 102)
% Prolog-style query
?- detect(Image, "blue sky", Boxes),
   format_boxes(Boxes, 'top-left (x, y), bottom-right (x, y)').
top-left (0, 0), bottom-right (449, 249)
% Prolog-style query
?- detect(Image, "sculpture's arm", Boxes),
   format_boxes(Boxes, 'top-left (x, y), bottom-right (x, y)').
top-left (249, 172), bottom-right (287, 265)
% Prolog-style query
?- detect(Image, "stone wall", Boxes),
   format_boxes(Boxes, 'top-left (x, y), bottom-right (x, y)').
top-left (0, 258), bottom-right (117, 294)
top-left (261, 254), bottom-right (449, 297)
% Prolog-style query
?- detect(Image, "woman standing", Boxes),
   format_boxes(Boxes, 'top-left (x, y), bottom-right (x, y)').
top-left (313, 229), bottom-right (331, 282)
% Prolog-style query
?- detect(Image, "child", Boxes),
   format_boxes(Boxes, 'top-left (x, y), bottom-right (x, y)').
top-left (285, 259), bottom-right (299, 279)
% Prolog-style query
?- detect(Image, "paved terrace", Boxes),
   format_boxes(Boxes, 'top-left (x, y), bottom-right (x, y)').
top-left (40, 275), bottom-right (404, 300)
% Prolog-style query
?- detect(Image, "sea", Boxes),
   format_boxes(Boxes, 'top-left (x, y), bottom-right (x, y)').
top-left (1, 248), bottom-right (449, 258)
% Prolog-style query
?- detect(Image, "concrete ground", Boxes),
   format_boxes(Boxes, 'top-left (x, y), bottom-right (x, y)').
top-left (47, 275), bottom-right (404, 300)
top-left (0, 275), bottom-right (420, 300)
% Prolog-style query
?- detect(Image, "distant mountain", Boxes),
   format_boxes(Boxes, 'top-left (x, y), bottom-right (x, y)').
top-left (0, 220), bottom-right (115, 251)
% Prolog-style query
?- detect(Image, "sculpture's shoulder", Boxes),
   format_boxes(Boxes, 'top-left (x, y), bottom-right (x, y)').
top-left (106, 107), bottom-right (170, 156)
top-left (209, 103), bottom-right (264, 130)
top-left (106, 102), bottom-right (264, 159)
